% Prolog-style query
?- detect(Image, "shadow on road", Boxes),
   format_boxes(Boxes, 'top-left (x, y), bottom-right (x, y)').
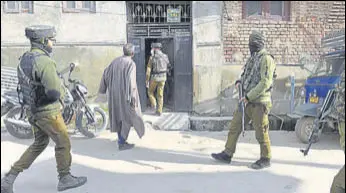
top-left (1, 133), bottom-right (230, 167)
top-left (71, 138), bottom-right (230, 167)
top-left (5, 158), bottom-right (303, 193)
top-left (235, 157), bottom-right (342, 170)
top-left (182, 130), bottom-right (341, 151)
top-left (2, 132), bottom-right (342, 171)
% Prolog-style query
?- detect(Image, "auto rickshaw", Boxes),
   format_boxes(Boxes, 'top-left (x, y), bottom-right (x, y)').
top-left (294, 29), bottom-right (345, 144)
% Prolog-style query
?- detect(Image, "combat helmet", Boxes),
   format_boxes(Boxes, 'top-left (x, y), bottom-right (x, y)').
top-left (151, 42), bottom-right (162, 49)
top-left (25, 25), bottom-right (57, 53)
top-left (25, 25), bottom-right (56, 40)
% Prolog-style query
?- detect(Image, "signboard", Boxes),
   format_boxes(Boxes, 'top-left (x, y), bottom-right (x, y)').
top-left (128, 25), bottom-right (191, 38)
top-left (167, 8), bottom-right (181, 23)
top-left (150, 28), bottom-right (169, 34)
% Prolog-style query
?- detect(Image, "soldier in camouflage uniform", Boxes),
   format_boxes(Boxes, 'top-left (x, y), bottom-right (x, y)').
top-left (1, 25), bottom-right (87, 193)
top-left (211, 31), bottom-right (276, 170)
top-left (146, 42), bottom-right (171, 116)
top-left (331, 70), bottom-right (345, 193)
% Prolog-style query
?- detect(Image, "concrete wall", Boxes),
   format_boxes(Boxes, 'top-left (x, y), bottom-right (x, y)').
top-left (1, 1), bottom-right (127, 95)
top-left (192, 1), bottom-right (224, 115)
top-left (1, 1), bottom-right (127, 43)
top-left (1, 46), bottom-right (123, 93)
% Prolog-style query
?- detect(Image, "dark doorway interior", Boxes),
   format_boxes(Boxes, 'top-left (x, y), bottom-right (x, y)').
top-left (144, 37), bottom-right (175, 111)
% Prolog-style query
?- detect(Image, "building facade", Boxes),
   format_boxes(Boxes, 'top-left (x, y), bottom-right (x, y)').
top-left (1, 1), bottom-right (127, 97)
top-left (1, 1), bottom-right (344, 116)
top-left (194, 1), bottom-right (345, 116)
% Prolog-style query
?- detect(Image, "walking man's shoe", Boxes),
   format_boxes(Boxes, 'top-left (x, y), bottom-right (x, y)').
top-left (155, 111), bottom-right (162, 116)
top-left (119, 142), bottom-right (135, 151)
top-left (211, 151), bottom-right (232, 164)
top-left (250, 158), bottom-right (271, 170)
top-left (1, 172), bottom-right (18, 193)
top-left (57, 174), bottom-right (87, 192)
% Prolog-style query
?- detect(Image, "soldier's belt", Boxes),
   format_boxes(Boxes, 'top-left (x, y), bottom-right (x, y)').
top-left (152, 71), bottom-right (168, 75)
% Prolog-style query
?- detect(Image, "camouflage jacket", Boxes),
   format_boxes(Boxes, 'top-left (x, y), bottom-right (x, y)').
top-left (339, 122), bottom-right (345, 152)
top-left (27, 48), bottom-right (64, 118)
top-left (240, 49), bottom-right (276, 106)
top-left (335, 71), bottom-right (345, 122)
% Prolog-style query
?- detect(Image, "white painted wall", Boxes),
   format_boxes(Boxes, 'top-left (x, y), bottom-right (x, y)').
top-left (1, 1), bottom-right (127, 44)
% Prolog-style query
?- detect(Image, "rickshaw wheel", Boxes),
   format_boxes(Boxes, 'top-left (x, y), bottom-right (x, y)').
top-left (295, 116), bottom-right (322, 144)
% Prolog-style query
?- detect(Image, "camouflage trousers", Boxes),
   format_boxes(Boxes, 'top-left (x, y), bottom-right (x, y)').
top-left (330, 122), bottom-right (345, 193)
top-left (10, 113), bottom-right (72, 177)
top-left (148, 80), bottom-right (166, 113)
top-left (224, 103), bottom-right (272, 159)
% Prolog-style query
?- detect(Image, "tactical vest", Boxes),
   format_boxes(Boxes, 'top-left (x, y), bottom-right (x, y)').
top-left (152, 51), bottom-right (169, 75)
top-left (17, 52), bottom-right (45, 110)
top-left (242, 52), bottom-right (277, 94)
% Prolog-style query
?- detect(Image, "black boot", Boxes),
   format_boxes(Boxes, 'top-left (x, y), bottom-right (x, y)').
top-left (250, 158), bottom-right (271, 170)
top-left (211, 151), bottom-right (232, 164)
top-left (118, 142), bottom-right (135, 151)
top-left (1, 172), bottom-right (18, 193)
top-left (57, 174), bottom-right (87, 192)
top-left (155, 111), bottom-right (162, 116)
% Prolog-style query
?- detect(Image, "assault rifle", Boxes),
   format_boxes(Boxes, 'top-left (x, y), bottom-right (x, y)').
top-left (300, 89), bottom-right (337, 156)
top-left (238, 83), bottom-right (246, 137)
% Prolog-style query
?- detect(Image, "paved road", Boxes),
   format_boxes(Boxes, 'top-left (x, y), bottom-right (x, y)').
top-left (1, 129), bottom-right (344, 193)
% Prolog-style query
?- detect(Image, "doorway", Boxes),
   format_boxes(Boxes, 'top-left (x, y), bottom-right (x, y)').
top-left (144, 37), bottom-right (175, 112)
top-left (126, 1), bottom-right (193, 113)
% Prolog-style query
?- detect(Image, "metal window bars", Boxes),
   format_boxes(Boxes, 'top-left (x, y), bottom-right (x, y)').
top-left (126, 1), bottom-right (191, 24)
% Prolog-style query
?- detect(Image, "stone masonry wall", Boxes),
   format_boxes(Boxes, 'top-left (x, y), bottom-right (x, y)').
top-left (223, 1), bottom-right (345, 65)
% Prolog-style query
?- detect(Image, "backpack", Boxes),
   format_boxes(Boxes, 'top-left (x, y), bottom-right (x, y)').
top-left (152, 51), bottom-right (169, 74)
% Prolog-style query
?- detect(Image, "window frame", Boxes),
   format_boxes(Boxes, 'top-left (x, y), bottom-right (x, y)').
top-left (62, 1), bottom-right (96, 13)
top-left (3, 1), bottom-right (34, 14)
top-left (242, 1), bottom-right (291, 21)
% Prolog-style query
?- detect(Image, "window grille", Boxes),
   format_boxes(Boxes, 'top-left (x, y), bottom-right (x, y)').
top-left (127, 1), bottom-right (191, 24)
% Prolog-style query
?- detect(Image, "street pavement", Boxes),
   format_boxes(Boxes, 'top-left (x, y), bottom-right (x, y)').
top-left (1, 127), bottom-right (344, 193)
